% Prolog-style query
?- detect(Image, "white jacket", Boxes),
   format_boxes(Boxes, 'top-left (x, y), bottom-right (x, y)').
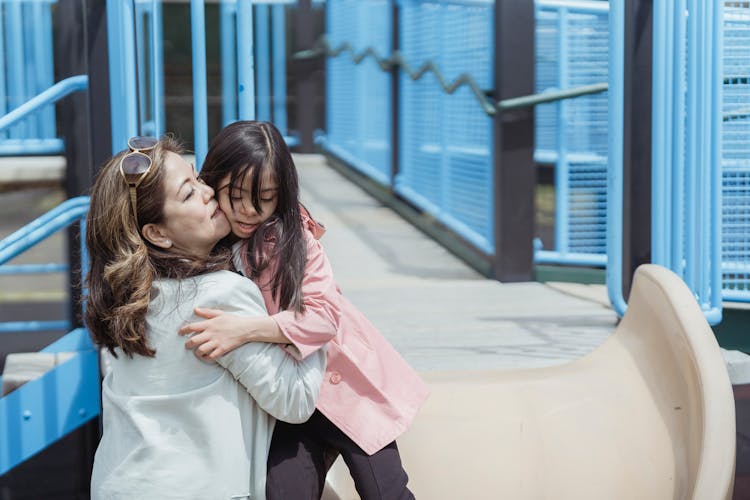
top-left (90, 270), bottom-right (326, 500)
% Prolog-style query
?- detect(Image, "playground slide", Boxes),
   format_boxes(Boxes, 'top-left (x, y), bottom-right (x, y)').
top-left (323, 265), bottom-right (736, 499)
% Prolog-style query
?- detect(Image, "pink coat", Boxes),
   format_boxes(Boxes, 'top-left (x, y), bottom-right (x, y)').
top-left (239, 209), bottom-right (430, 455)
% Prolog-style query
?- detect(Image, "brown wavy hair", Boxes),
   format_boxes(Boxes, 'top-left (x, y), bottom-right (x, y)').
top-left (84, 136), bottom-right (230, 358)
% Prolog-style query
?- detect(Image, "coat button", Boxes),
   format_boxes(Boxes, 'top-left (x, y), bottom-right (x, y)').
top-left (329, 371), bottom-right (342, 385)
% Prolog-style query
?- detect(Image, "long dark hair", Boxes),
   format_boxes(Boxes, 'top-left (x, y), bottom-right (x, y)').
top-left (85, 136), bottom-right (230, 357)
top-left (200, 121), bottom-right (307, 312)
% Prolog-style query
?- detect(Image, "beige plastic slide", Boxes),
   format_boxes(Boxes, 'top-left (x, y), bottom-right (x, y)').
top-left (323, 265), bottom-right (736, 500)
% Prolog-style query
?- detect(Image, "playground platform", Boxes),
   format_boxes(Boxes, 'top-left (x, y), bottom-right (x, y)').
top-left (1, 154), bottom-right (748, 498)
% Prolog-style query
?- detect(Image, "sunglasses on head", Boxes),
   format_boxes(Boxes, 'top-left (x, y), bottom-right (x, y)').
top-left (119, 136), bottom-right (158, 222)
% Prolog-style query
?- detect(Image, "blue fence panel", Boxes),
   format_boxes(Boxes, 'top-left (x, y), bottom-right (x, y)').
top-left (722, 3), bottom-right (750, 302)
top-left (323, 0), bottom-right (392, 185)
top-left (0, 0), bottom-right (60, 155)
top-left (396, 0), bottom-right (494, 254)
top-left (609, 0), bottom-right (724, 323)
top-left (534, 0), bottom-right (609, 266)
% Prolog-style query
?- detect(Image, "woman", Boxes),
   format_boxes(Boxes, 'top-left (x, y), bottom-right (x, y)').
top-left (85, 136), bottom-right (326, 500)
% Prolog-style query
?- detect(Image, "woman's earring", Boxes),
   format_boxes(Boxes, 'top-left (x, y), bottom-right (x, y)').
top-left (164, 240), bottom-right (172, 247)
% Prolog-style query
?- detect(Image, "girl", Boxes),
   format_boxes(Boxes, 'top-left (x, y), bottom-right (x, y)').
top-left (183, 121), bottom-right (430, 499)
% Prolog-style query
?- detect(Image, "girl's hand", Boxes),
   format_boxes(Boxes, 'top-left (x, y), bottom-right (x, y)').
top-left (179, 307), bottom-right (289, 360)
top-left (180, 308), bottom-right (255, 360)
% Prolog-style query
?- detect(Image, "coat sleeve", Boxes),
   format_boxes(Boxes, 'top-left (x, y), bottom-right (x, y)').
top-left (270, 231), bottom-right (342, 360)
top-left (217, 340), bottom-right (326, 423)
top-left (199, 274), bottom-right (326, 423)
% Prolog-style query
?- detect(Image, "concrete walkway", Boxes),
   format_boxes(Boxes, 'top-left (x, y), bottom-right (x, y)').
top-left (295, 154), bottom-right (617, 372)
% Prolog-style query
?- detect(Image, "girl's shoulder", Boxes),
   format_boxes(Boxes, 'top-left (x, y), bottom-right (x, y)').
top-left (299, 204), bottom-right (326, 241)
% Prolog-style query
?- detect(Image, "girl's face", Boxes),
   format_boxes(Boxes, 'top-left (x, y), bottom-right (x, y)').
top-left (145, 152), bottom-right (230, 256)
top-left (216, 170), bottom-right (278, 238)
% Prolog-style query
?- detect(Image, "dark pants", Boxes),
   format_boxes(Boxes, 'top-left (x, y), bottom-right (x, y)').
top-left (266, 410), bottom-right (415, 500)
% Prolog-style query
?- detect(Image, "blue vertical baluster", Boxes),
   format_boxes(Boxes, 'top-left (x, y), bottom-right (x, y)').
top-left (555, 8), bottom-right (570, 257)
top-left (237, 0), bottom-right (255, 121)
top-left (43, 0), bottom-right (56, 139)
top-left (221, 0), bottom-right (238, 126)
top-left (151, 0), bottom-right (165, 137)
top-left (107, 0), bottom-right (139, 151)
top-left (606, 0), bottom-right (626, 316)
top-left (6, 1), bottom-right (25, 139)
top-left (272, 3), bottom-right (287, 133)
top-left (709, 0), bottom-right (723, 321)
top-left (684, 0), bottom-right (698, 293)
top-left (23, 2), bottom-right (38, 138)
top-left (191, 0), bottom-right (209, 167)
top-left (651, 0), bottom-right (668, 266)
top-left (0, 0), bottom-right (7, 140)
top-left (671, 0), bottom-right (686, 276)
top-left (698, 0), bottom-right (709, 305)
top-left (256, 3), bottom-right (271, 122)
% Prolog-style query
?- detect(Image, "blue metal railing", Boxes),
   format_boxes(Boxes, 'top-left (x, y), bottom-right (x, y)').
top-left (0, 196), bottom-right (90, 333)
top-left (0, 0), bottom-right (60, 155)
top-left (220, 0), bottom-right (297, 146)
top-left (321, 0), bottom-right (393, 187)
top-left (0, 76), bottom-right (88, 135)
top-left (108, 0), bottom-right (296, 163)
top-left (534, 0), bottom-right (609, 267)
top-left (0, 198), bottom-right (97, 476)
top-left (608, 0), bottom-right (724, 324)
top-left (722, 3), bottom-right (750, 303)
top-left (0, 328), bottom-right (100, 475)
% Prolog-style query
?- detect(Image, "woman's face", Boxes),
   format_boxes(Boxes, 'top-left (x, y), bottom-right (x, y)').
top-left (216, 170), bottom-right (278, 238)
top-left (147, 152), bottom-right (230, 256)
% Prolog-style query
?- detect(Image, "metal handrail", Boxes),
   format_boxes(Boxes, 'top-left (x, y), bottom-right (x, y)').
top-left (294, 36), bottom-right (609, 115)
top-left (0, 76), bottom-right (88, 133)
top-left (0, 196), bottom-right (91, 334)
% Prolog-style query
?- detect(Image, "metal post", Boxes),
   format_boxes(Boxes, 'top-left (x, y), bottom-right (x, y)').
top-left (51, 2), bottom-right (111, 496)
top-left (390, 2), bottom-right (399, 185)
top-left (491, 0), bottom-right (535, 282)
top-left (294, 0), bottom-right (316, 152)
top-left (621, 0), bottom-right (652, 299)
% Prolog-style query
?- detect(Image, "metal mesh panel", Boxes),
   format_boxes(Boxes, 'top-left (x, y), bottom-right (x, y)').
top-left (396, 0), bottom-right (494, 254)
top-left (723, 2), bottom-right (750, 300)
top-left (568, 160), bottom-right (608, 254)
top-left (534, 1), bottom-right (609, 265)
top-left (535, 8), bottom-right (559, 156)
top-left (325, 0), bottom-right (392, 185)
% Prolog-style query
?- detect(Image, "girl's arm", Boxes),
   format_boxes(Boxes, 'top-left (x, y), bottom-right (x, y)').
top-left (191, 274), bottom-right (325, 423)
top-left (269, 233), bottom-right (342, 358)
top-left (181, 232), bottom-right (341, 360)
top-left (180, 309), bottom-right (289, 359)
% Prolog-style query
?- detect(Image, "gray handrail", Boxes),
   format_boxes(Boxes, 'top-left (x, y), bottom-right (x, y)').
top-left (295, 36), bottom-right (608, 115)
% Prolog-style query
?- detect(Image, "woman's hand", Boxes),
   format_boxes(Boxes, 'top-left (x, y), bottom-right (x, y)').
top-left (179, 308), bottom-right (288, 360)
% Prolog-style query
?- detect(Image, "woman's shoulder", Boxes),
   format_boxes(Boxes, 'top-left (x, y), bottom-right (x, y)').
top-left (153, 271), bottom-right (260, 302)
